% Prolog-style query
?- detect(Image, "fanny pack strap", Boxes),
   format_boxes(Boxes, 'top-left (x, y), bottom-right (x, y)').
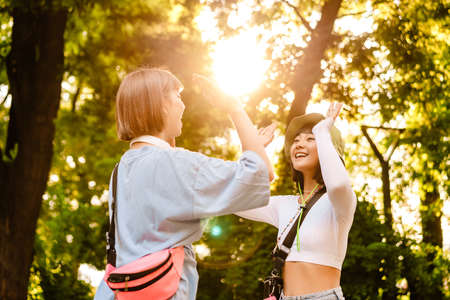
top-left (106, 163), bottom-right (119, 267)
top-left (272, 187), bottom-right (325, 273)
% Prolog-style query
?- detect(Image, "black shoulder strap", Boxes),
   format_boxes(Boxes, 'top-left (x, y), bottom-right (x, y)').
top-left (106, 163), bottom-right (119, 267)
top-left (272, 187), bottom-right (325, 271)
top-left (282, 187), bottom-right (325, 250)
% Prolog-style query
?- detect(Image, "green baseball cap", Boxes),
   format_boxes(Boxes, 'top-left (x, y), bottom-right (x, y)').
top-left (284, 113), bottom-right (345, 159)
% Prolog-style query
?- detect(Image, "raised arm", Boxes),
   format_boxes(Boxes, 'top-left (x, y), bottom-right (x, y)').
top-left (312, 103), bottom-right (356, 219)
top-left (193, 74), bottom-right (274, 181)
top-left (228, 108), bottom-right (274, 181)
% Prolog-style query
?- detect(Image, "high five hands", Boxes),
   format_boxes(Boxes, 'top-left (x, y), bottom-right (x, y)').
top-left (193, 73), bottom-right (277, 147)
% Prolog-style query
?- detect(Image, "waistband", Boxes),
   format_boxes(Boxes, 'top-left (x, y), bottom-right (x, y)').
top-left (280, 286), bottom-right (344, 299)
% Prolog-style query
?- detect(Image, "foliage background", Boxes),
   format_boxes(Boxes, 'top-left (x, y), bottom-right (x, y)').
top-left (0, 0), bottom-right (448, 299)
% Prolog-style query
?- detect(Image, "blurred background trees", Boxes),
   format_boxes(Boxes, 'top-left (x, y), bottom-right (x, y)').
top-left (0, 0), bottom-right (448, 299)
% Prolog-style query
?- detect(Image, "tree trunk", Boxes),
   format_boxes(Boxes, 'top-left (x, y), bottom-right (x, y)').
top-left (380, 164), bottom-right (396, 300)
top-left (419, 189), bottom-right (442, 300)
top-left (361, 126), bottom-right (397, 235)
top-left (287, 0), bottom-right (342, 123)
top-left (420, 183), bottom-right (443, 247)
top-left (381, 161), bottom-right (393, 231)
top-left (0, 3), bottom-right (68, 300)
top-left (417, 178), bottom-right (444, 300)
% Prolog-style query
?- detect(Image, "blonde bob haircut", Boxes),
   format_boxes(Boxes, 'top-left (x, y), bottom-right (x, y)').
top-left (116, 68), bottom-right (183, 141)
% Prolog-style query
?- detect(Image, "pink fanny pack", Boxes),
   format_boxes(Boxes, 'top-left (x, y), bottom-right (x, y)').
top-left (103, 164), bottom-right (185, 299)
top-left (104, 247), bottom-right (184, 300)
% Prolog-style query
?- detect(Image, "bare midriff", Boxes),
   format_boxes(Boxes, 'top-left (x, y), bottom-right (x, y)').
top-left (283, 261), bottom-right (341, 296)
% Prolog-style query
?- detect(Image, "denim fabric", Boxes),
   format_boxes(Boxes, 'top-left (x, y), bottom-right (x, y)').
top-left (280, 287), bottom-right (344, 300)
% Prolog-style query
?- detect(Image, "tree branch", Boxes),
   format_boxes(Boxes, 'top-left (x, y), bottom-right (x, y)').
top-left (361, 125), bottom-right (405, 132)
top-left (287, 0), bottom-right (343, 124)
top-left (71, 82), bottom-right (82, 113)
top-left (280, 0), bottom-right (313, 32)
top-left (385, 135), bottom-right (400, 162)
top-left (337, 10), bottom-right (366, 18)
top-left (361, 125), bottom-right (385, 163)
top-left (361, 125), bottom-right (405, 163)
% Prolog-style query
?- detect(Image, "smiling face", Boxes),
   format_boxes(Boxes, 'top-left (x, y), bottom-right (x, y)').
top-left (290, 128), bottom-right (320, 175)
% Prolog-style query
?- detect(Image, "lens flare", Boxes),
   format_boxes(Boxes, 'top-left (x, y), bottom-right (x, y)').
top-left (211, 225), bottom-right (222, 237)
top-left (211, 32), bottom-right (269, 97)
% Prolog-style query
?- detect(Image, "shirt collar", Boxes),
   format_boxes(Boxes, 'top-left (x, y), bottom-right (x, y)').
top-left (130, 135), bottom-right (172, 149)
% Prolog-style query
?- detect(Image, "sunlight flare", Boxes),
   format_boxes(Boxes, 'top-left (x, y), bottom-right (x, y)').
top-left (211, 32), bottom-right (270, 97)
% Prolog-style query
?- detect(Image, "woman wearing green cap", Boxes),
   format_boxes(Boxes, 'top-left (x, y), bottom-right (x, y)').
top-left (236, 102), bottom-right (356, 299)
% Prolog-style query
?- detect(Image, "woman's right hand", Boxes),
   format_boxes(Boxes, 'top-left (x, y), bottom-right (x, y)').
top-left (192, 73), bottom-right (241, 113)
top-left (313, 102), bottom-right (343, 133)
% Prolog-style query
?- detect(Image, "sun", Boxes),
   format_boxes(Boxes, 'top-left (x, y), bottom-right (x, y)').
top-left (211, 31), bottom-right (270, 97)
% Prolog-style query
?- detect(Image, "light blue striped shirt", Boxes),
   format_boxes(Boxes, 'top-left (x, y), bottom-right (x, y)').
top-left (94, 146), bottom-right (270, 299)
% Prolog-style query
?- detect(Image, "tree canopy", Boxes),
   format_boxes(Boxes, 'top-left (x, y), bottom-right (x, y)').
top-left (0, 0), bottom-right (448, 299)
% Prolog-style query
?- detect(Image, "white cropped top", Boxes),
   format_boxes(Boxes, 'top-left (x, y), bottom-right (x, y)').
top-left (236, 120), bottom-right (357, 270)
top-left (236, 193), bottom-right (354, 270)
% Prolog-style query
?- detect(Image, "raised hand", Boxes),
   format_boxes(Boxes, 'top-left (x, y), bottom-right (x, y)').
top-left (193, 74), bottom-right (274, 181)
top-left (257, 123), bottom-right (277, 147)
top-left (192, 73), bottom-right (240, 113)
top-left (326, 102), bottom-right (343, 124)
top-left (314, 102), bottom-right (343, 131)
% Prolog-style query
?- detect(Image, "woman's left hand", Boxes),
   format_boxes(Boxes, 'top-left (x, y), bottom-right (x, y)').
top-left (314, 102), bottom-right (343, 131)
top-left (257, 123), bottom-right (277, 147)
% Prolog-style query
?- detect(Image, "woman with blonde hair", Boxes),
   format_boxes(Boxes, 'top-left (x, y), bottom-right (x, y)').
top-left (237, 103), bottom-right (356, 300)
top-left (94, 68), bottom-right (274, 299)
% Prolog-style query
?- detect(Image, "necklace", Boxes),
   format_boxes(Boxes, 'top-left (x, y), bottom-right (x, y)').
top-left (276, 183), bottom-right (321, 248)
